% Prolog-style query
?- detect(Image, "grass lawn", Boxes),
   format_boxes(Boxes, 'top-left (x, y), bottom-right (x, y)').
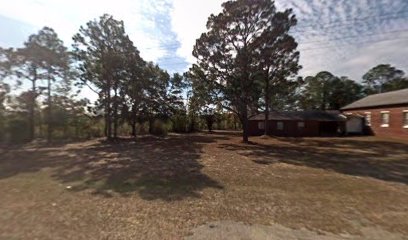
top-left (0, 132), bottom-right (407, 239)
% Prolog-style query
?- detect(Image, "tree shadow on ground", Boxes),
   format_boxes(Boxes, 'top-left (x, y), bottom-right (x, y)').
top-left (0, 134), bottom-right (226, 201)
top-left (219, 137), bottom-right (408, 184)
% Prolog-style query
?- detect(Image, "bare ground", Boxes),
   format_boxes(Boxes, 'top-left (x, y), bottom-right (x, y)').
top-left (0, 132), bottom-right (407, 239)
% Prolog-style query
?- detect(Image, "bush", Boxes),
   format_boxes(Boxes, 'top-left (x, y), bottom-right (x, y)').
top-left (151, 119), bottom-right (168, 136)
top-left (7, 119), bottom-right (31, 143)
top-left (172, 114), bottom-right (188, 133)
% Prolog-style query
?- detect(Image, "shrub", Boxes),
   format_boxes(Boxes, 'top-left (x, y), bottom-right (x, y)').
top-left (7, 119), bottom-right (31, 143)
top-left (172, 114), bottom-right (188, 133)
top-left (151, 119), bottom-right (168, 136)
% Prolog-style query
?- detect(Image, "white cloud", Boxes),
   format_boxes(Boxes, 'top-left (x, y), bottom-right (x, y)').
top-left (169, 0), bottom-right (222, 64)
top-left (1, 0), bottom-right (407, 81)
top-left (0, 0), bottom-right (167, 62)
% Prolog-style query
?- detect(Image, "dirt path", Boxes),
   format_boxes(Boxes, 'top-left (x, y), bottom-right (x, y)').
top-left (186, 221), bottom-right (406, 240)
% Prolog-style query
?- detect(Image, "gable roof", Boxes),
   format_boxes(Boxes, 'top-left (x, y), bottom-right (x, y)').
top-left (250, 111), bottom-right (345, 122)
top-left (341, 88), bottom-right (408, 110)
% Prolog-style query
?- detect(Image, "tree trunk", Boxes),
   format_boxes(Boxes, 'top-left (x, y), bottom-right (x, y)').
top-left (131, 121), bottom-right (136, 138)
top-left (75, 121), bottom-right (79, 139)
top-left (131, 105), bottom-right (137, 138)
top-left (105, 80), bottom-right (112, 140)
top-left (29, 76), bottom-right (36, 141)
top-left (113, 88), bottom-right (118, 139)
top-left (47, 73), bottom-right (52, 142)
top-left (38, 111), bottom-right (43, 138)
top-left (190, 115), bottom-right (195, 132)
top-left (207, 121), bottom-right (212, 132)
top-left (264, 89), bottom-right (270, 136)
top-left (148, 117), bottom-right (153, 134)
top-left (242, 118), bottom-right (249, 143)
top-left (241, 108), bottom-right (249, 143)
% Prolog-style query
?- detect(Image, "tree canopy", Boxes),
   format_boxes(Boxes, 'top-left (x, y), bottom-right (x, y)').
top-left (299, 71), bottom-right (364, 110)
top-left (363, 64), bottom-right (406, 93)
top-left (0, 4), bottom-right (407, 144)
top-left (192, 0), bottom-right (300, 142)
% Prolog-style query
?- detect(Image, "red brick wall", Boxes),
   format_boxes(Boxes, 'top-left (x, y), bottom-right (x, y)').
top-left (343, 105), bottom-right (408, 139)
top-left (248, 120), bottom-right (335, 137)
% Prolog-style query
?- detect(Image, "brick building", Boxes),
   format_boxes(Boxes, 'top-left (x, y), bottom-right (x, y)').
top-left (341, 88), bottom-right (408, 139)
top-left (248, 111), bottom-right (345, 137)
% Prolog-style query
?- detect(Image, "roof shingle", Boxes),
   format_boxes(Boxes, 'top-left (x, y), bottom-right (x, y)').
top-left (250, 111), bottom-right (345, 121)
top-left (341, 88), bottom-right (408, 110)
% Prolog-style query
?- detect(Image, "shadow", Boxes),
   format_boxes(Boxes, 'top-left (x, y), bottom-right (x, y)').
top-left (0, 134), bottom-right (223, 201)
top-left (201, 130), bottom-right (242, 137)
top-left (219, 137), bottom-right (408, 184)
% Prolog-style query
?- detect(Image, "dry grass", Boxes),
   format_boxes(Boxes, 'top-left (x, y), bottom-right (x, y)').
top-left (0, 132), bottom-right (407, 239)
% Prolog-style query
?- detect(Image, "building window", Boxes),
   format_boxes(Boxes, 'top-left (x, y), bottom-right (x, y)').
top-left (297, 121), bottom-right (305, 128)
top-left (277, 121), bottom-right (284, 130)
top-left (258, 121), bottom-right (265, 130)
top-left (364, 112), bottom-right (371, 126)
top-left (403, 111), bottom-right (408, 128)
top-left (381, 111), bottom-right (390, 127)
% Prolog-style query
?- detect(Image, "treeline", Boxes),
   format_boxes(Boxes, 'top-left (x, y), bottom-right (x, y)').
top-left (298, 66), bottom-right (408, 111)
top-left (1, 0), bottom-right (407, 143)
top-left (0, 15), bottom-right (240, 143)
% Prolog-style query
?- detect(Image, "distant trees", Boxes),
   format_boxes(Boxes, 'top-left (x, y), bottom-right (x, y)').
top-left (192, 0), bottom-right (300, 142)
top-left (1, 7), bottom-right (407, 144)
top-left (28, 27), bottom-right (70, 142)
top-left (363, 64), bottom-right (408, 93)
top-left (2, 27), bottom-right (71, 142)
top-left (73, 14), bottom-right (189, 140)
top-left (298, 66), bottom-right (408, 111)
top-left (0, 49), bottom-right (11, 141)
top-left (0, 14), bottom-right (193, 143)
top-left (299, 71), bottom-right (364, 110)
top-left (73, 14), bottom-right (138, 139)
top-left (12, 34), bottom-right (44, 140)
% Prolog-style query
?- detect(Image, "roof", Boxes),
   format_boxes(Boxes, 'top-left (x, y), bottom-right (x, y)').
top-left (341, 88), bottom-right (408, 110)
top-left (343, 113), bottom-right (364, 118)
top-left (250, 111), bottom-right (346, 122)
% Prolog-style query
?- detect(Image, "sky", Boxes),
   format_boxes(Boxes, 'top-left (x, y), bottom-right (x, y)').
top-left (1, 0), bottom-right (408, 100)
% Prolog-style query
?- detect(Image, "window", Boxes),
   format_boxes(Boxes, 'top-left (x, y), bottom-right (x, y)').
top-left (277, 121), bottom-right (284, 130)
top-left (403, 111), bottom-right (408, 128)
top-left (297, 121), bottom-right (305, 128)
top-left (364, 112), bottom-right (371, 126)
top-left (381, 111), bottom-right (390, 127)
top-left (258, 121), bottom-right (265, 130)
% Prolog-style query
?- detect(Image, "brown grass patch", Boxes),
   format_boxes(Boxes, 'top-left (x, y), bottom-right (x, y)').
top-left (0, 132), bottom-right (407, 239)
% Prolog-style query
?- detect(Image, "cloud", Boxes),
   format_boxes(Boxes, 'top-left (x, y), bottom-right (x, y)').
top-left (1, 0), bottom-right (407, 80)
top-left (167, 0), bottom-right (408, 79)
top-left (169, 0), bottom-right (222, 65)
top-left (274, 0), bottom-right (408, 80)
top-left (0, 0), bottom-right (171, 62)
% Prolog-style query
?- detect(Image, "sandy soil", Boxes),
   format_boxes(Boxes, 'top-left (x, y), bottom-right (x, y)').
top-left (0, 132), bottom-right (407, 239)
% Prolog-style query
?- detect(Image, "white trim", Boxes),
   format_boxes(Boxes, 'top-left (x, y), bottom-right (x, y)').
top-left (364, 112), bottom-right (371, 126)
top-left (277, 121), bottom-right (284, 130)
top-left (380, 112), bottom-right (390, 127)
top-left (403, 111), bottom-right (408, 128)
top-left (258, 121), bottom-right (265, 130)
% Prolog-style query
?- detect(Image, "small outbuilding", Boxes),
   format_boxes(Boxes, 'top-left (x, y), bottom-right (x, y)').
top-left (344, 113), bottom-right (365, 135)
top-left (248, 111), bottom-right (346, 137)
